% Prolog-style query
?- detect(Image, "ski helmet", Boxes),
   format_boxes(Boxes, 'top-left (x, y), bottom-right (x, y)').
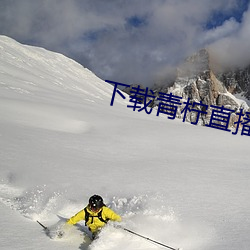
top-left (89, 195), bottom-right (104, 210)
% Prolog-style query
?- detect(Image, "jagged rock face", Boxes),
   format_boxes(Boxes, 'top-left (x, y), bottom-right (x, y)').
top-left (217, 66), bottom-right (250, 99)
top-left (177, 49), bottom-right (210, 78)
top-left (157, 49), bottom-right (249, 127)
top-left (121, 48), bottom-right (250, 128)
top-left (172, 49), bottom-right (227, 106)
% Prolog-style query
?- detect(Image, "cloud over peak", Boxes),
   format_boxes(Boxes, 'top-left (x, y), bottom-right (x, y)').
top-left (0, 0), bottom-right (249, 86)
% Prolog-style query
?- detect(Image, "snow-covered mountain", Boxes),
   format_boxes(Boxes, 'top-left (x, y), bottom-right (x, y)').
top-left (217, 65), bottom-right (250, 100)
top-left (151, 49), bottom-right (250, 127)
top-left (0, 36), bottom-right (250, 250)
top-left (123, 49), bottom-right (250, 128)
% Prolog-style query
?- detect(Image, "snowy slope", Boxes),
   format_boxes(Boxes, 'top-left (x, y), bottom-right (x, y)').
top-left (0, 36), bottom-right (249, 250)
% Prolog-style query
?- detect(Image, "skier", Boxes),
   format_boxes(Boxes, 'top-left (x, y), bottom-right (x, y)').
top-left (66, 194), bottom-right (121, 239)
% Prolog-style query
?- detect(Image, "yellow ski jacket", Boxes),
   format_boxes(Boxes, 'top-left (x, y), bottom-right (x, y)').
top-left (67, 206), bottom-right (121, 233)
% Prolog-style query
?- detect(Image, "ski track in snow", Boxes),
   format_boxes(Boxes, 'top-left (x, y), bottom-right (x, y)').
top-left (0, 99), bottom-right (91, 134)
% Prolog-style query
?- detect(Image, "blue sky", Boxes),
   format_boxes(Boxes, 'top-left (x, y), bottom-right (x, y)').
top-left (206, 0), bottom-right (249, 28)
top-left (0, 0), bottom-right (249, 86)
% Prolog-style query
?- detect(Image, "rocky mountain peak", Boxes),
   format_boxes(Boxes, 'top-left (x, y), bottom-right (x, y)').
top-left (171, 48), bottom-right (229, 107)
top-left (122, 48), bottom-right (250, 128)
top-left (216, 66), bottom-right (250, 100)
top-left (177, 48), bottom-right (210, 78)
top-left (154, 48), bottom-right (250, 127)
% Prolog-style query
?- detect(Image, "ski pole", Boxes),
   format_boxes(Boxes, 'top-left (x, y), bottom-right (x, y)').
top-left (122, 227), bottom-right (180, 250)
top-left (37, 220), bottom-right (48, 231)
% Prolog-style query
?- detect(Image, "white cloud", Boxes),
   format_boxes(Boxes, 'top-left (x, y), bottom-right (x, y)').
top-left (0, 0), bottom-right (249, 85)
top-left (209, 5), bottom-right (250, 69)
top-left (200, 18), bottom-right (240, 45)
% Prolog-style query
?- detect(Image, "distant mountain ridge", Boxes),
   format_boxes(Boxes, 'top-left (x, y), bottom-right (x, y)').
top-left (217, 65), bottom-right (250, 100)
top-left (156, 49), bottom-right (250, 127)
top-left (123, 48), bottom-right (250, 127)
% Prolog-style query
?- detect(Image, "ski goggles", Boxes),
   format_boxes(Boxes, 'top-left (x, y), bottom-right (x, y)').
top-left (89, 204), bottom-right (101, 212)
